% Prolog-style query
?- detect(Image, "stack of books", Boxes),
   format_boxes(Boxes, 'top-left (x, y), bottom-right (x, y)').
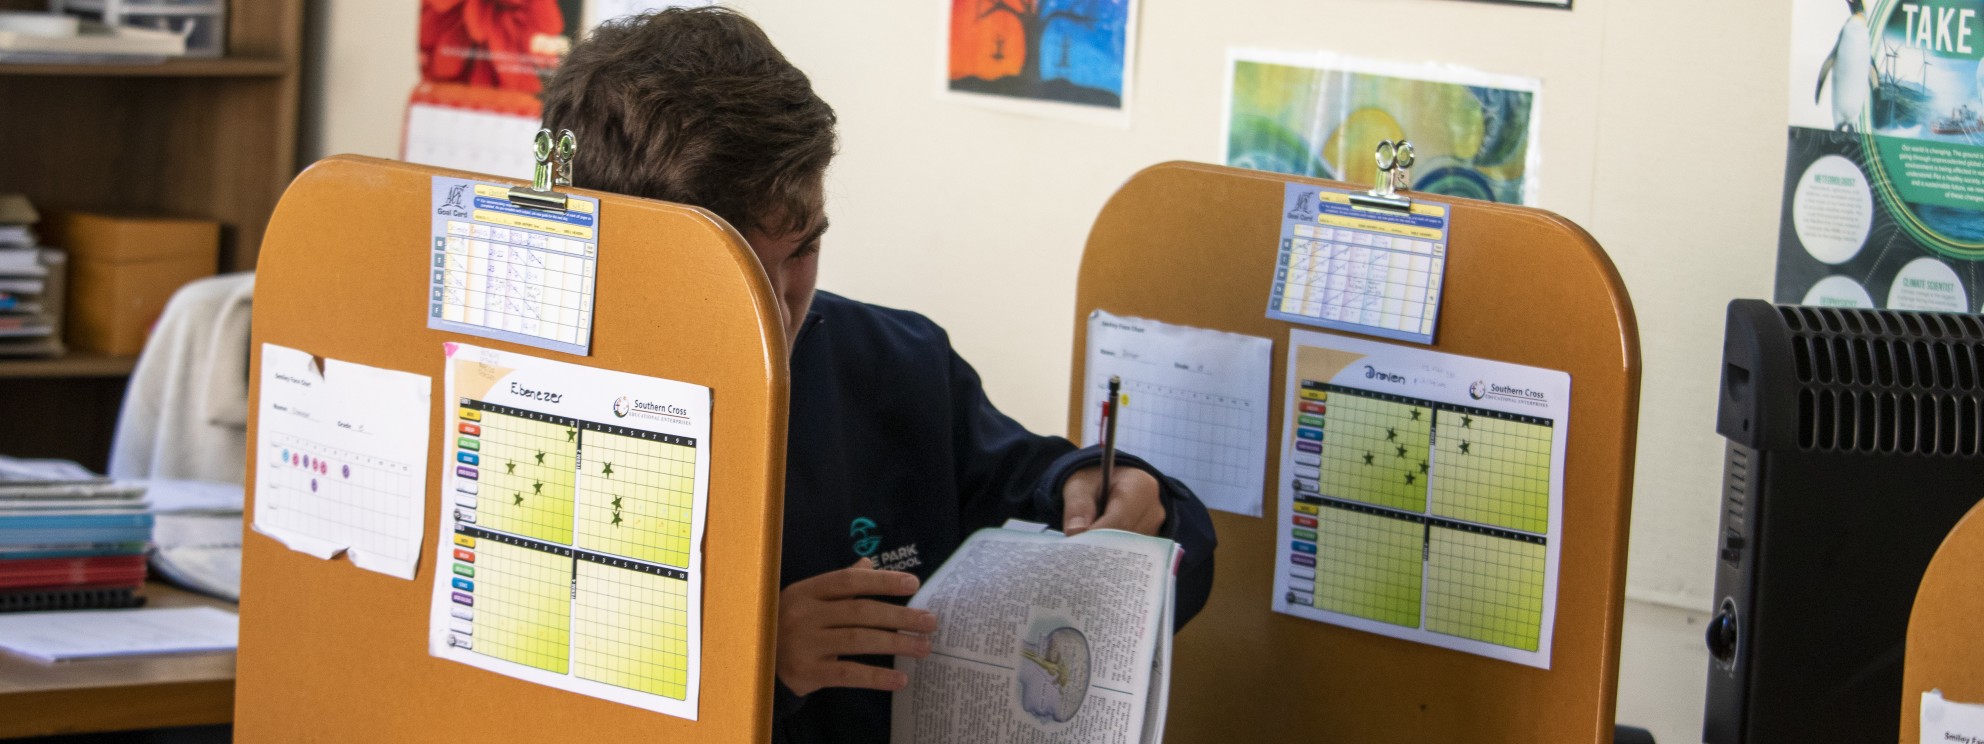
top-left (0, 194), bottom-right (64, 357)
top-left (0, 476), bottom-right (152, 612)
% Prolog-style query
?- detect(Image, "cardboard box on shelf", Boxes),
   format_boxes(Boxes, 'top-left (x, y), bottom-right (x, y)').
top-left (45, 212), bottom-right (218, 356)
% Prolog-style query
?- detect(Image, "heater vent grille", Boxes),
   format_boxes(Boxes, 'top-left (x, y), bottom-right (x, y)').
top-left (1773, 305), bottom-right (1984, 456)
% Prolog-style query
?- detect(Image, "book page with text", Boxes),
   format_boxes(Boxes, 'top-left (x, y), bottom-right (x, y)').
top-left (891, 529), bottom-right (1175, 744)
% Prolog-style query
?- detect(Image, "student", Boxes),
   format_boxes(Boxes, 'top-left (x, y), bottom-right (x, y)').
top-left (541, 9), bottom-right (1216, 742)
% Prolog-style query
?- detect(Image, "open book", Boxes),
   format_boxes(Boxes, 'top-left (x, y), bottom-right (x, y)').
top-left (891, 524), bottom-right (1180, 744)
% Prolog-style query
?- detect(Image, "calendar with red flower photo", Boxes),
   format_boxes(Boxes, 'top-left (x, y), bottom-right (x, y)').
top-left (404, 0), bottom-right (583, 180)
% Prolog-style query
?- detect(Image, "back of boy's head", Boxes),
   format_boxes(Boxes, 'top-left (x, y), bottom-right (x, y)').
top-left (541, 8), bottom-right (836, 238)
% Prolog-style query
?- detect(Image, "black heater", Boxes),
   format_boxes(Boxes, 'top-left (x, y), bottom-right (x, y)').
top-left (1704, 300), bottom-right (1984, 743)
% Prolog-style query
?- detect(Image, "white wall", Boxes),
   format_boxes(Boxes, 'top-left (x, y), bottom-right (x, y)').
top-left (304, 1), bottom-right (1795, 738)
top-left (300, 0), bottom-right (418, 163)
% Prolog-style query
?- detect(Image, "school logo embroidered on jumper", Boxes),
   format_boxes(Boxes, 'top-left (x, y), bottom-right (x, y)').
top-left (850, 517), bottom-right (881, 557)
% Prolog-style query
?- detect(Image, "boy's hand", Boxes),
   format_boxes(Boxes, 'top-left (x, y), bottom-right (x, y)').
top-left (1061, 466), bottom-right (1165, 537)
top-left (777, 558), bottom-right (937, 697)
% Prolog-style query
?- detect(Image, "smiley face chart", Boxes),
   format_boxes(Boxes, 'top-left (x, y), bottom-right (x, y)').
top-left (252, 343), bottom-right (433, 579)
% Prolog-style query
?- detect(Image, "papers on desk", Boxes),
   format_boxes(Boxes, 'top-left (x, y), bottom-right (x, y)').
top-left (252, 344), bottom-right (432, 579)
top-left (0, 455), bottom-right (94, 481)
top-left (147, 480), bottom-right (244, 601)
top-left (144, 479), bottom-right (242, 513)
top-left (0, 606), bottom-right (237, 663)
top-left (1082, 311), bottom-right (1273, 516)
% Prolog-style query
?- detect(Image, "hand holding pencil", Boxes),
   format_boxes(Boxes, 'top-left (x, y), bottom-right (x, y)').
top-left (1061, 375), bottom-right (1165, 537)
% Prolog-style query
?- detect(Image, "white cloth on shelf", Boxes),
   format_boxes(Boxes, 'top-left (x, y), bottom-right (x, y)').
top-left (108, 272), bottom-right (255, 483)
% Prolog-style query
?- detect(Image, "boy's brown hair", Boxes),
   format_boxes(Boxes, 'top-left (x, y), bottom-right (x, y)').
top-left (541, 8), bottom-right (836, 237)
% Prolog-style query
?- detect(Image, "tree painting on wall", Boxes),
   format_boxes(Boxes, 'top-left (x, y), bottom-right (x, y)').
top-left (948, 0), bottom-right (1135, 111)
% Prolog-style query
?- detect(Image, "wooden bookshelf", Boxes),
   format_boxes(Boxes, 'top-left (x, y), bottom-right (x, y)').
top-left (0, 57), bottom-right (291, 78)
top-left (0, 350), bottom-right (138, 379)
top-left (0, 1), bottom-right (304, 473)
top-left (0, 0), bottom-right (304, 271)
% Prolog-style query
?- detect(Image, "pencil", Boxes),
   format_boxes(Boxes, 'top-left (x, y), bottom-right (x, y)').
top-left (1101, 375), bottom-right (1121, 506)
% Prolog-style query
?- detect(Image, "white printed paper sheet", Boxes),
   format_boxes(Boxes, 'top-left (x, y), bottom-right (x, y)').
top-left (252, 343), bottom-right (432, 579)
top-left (428, 176), bottom-right (602, 356)
top-left (1924, 689), bottom-right (1984, 744)
top-left (1082, 310), bottom-right (1273, 516)
top-left (1273, 329), bottom-right (1570, 668)
top-left (427, 342), bottom-right (711, 720)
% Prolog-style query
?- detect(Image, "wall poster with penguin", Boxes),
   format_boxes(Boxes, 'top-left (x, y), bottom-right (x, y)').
top-left (1222, 50), bottom-right (1543, 206)
top-left (1779, 0), bottom-right (1984, 311)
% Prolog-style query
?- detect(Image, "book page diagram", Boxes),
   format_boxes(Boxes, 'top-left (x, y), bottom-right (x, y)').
top-left (252, 343), bottom-right (431, 579)
top-left (1273, 329), bottom-right (1568, 668)
top-left (429, 343), bottom-right (710, 719)
top-left (1081, 311), bottom-right (1273, 516)
top-left (428, 176), bottom-right (601, 356)
top-left (1266, 182), bottom-right (1450, 345)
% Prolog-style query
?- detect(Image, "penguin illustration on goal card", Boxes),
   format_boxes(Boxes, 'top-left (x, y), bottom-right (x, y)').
top-left (1815, 0), bottom-right (1871, 132)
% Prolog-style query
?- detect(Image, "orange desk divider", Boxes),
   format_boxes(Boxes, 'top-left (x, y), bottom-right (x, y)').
top-left (238, 156), bottom-right (787, 742)
top-left (1902, 500), bottom-right (1984, 742)
top-left (1066, 162), bottom-right (1641, 743)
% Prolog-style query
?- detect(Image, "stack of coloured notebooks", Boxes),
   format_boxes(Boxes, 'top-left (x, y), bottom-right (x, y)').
top-left (0, 476), bottom-right (152, 612)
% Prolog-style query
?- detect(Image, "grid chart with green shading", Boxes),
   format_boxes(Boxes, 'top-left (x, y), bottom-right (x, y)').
top-left (1306, 384), bottom-right (1432, 513)
top-left (1429, 405), bottom-right (1554, 534)
top-left (452, 526), bottom-right (573, 674)
top-left (573, 552), bottom-right (691, 699)
top-left (457, 400), bottom-right (577, 543)
top-left (1425, 524), bottom-right (1547, 650)
top-left (575, 424), bottom-right (697, 569)
top-left (1283, 379), bottom-right (1557, 653)
top-left (1297, 500), bottom-right (1425, 627)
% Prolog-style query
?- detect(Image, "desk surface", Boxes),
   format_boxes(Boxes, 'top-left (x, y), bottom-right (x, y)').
top-left (0, 583), bottom-right (237, 738)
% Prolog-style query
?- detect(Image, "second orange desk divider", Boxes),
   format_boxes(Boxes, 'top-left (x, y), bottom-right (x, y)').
top-left (1067, 162), bottom-right (1640, 743)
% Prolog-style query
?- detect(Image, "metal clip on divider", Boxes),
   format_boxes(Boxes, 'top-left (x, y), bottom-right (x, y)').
top-left (1347, 139), bottom-right (1415, 213)
top-left (507, 128), bottom-right (578, 212)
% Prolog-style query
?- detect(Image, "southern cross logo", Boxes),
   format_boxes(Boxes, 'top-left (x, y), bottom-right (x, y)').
top-left (612, 396), bottom-right (630, 418)
top-left (1469, 380), bottom-right (1488, 400)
